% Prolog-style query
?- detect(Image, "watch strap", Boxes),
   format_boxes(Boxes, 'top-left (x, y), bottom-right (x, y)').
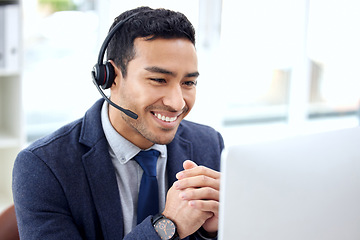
top-left (152, 213), bottom-right (165, 225)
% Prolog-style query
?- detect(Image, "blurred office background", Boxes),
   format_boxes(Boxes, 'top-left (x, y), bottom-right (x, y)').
top-left (1, 0), bottom-right (359, 208)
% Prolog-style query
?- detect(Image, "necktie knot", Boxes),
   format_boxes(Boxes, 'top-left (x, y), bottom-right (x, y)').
top-left (134, 149), bottom-right (160, 177)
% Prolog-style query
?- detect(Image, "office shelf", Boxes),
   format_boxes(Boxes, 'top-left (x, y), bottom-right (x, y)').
top-left (0, 0), bottom-right (24, 206)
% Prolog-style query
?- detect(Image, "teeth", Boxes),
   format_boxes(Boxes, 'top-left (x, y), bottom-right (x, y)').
top-left (154, 113), bottom-right (177, 122)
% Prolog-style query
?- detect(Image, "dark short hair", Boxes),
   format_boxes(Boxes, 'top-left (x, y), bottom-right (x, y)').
top-left (106, 6), bottom-right (196, 77)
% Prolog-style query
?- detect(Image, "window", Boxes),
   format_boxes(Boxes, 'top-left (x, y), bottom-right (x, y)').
top-left (23, 0), bottom-right (98, 142)
top-left (307, 0), bottom-right (360, 118)
top-left (217, 0), bottom-right (359, 145)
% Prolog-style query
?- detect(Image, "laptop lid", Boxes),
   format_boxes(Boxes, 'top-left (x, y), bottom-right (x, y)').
top-left (218, 127), bottom-right (360, 240)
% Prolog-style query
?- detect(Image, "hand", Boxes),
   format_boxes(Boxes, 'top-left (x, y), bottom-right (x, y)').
top-left (175, 160), bottom-right (220, 235)
top-left (162, 178), bottom-right (212, 238)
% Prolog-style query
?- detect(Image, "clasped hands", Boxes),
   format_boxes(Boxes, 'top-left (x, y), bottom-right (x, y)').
top-left (162, 160), bottom-right (220, 239)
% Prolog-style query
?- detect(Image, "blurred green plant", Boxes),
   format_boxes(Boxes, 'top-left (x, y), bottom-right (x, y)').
top-left (38, 0), bottom-right (77, 12)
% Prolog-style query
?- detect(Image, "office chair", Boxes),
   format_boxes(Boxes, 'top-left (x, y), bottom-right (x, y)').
top-left (0, 204), bottom-right (20, 240)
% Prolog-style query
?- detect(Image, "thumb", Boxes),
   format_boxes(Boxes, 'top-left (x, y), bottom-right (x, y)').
top-left (183, 160), bottom-right (198, 170)
top-left (176, 160), bottom-right (198, 180)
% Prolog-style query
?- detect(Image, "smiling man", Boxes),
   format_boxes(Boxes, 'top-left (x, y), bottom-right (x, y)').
top-left (13, 7), bottom-right (224, 240)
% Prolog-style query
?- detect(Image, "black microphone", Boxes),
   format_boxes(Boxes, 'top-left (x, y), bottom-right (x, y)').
top-left (91, 71), bottom-right (138, 119)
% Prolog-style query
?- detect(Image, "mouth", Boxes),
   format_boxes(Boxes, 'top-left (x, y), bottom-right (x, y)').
top-left (153, 112), bottom-right (178, 123)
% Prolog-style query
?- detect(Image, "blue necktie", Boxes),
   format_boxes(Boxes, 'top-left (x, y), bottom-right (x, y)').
top-left (134, 149), bottom-right (160, 224)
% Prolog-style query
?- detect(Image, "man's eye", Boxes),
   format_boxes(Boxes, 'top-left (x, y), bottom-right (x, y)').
top-left (150, 78), bottom-right (166, 83)
top-left (183, 81), bottom-right (197, 86)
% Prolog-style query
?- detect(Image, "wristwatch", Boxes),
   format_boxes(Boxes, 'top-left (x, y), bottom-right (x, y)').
top-left (152, 214), bottom-right (179, 240)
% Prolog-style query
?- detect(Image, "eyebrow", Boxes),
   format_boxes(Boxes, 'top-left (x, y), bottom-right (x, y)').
top-left (144, 66), bottom-right (199, 78)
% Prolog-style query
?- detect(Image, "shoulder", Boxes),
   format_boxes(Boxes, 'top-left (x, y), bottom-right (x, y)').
top-left (173, 120), bottom-right (224, 171)
top-left (28, 119), bottom-right (83, 150)
top-left (177, 120), bottom-right (223, 146)
top-left (27, 101), bottom-right (104, 152)
top-left (178, 119), bottom-right (219, 135)
top-left (17, 118), bottom-right (86, 169)
top-left (18, 99), bottom-right (105, 165)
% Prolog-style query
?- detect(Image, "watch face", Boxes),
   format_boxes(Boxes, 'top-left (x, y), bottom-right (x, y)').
top-left (155, 219), bottom-right (176, 240)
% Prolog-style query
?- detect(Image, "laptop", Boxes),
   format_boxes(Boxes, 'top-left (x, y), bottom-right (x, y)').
top-left (218, 127), bottom-right (360, 240)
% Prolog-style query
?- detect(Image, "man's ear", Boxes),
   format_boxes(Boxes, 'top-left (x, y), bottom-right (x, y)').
top-left (108, 60), bottom-right (123, 88)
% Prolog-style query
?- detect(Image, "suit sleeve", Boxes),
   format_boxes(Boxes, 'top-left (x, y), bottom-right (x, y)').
top-left (12, 150), bottom-right (83, 240)
top-left (121, 216), bottom-right (160, 239)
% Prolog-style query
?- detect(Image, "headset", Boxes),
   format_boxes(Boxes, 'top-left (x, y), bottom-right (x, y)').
top-left (91, 13), bottom-right (139, 119)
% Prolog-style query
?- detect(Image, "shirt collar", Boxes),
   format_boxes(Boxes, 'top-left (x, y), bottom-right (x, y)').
top-left (101, 101), bottom-right (166, 164)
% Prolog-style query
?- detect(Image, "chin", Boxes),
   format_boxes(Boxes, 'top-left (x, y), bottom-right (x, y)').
top-left (151, 130), bottom-right (178, 145)
top-left (154, 135), bottom-right (176, 145)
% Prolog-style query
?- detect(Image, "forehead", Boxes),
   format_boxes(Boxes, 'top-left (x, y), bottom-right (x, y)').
top-left (130, 37), bottom-right (198, 72)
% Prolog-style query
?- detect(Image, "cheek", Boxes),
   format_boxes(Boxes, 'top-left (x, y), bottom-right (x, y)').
top-left (136, 88), bottom-right (161, 107)
top-left (184, 89), bottom-right (196, 109)
top-left (119, 80), bottom-right (148, 103)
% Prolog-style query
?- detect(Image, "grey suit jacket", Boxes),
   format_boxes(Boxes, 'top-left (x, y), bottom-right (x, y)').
top-left (12, 99), bottom-right (224, 240)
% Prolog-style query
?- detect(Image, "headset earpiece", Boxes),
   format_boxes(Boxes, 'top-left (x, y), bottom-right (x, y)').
top-left (92, 61), bottom-right (115, 89)
top-left (103, 61), bottom-right (115, 89)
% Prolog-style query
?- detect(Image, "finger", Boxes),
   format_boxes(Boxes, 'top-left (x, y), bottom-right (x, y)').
top-left (183, 160), bottom-right (198, 170)
top-left (177, 166), bottom-right (220, 180)
top-left (189, 199), bottom-right (219, 216)
top-left (176, 160), bottom-right (197, 180)
top-left (179, 187), bottom-right (220, 201)
top-left (175, 175), bottom-right (220, 190)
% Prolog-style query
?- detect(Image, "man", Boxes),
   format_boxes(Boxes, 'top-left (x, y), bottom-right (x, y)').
top-left (13, 6), bottom-right (224, 240)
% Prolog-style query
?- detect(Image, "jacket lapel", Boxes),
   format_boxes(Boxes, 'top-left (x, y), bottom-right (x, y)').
top-left (166, 127), bottom-right (193, 186)
top-left (80, 100), bottom-right (124, 239)
top-left (82, 142), bottom-right (124, 239)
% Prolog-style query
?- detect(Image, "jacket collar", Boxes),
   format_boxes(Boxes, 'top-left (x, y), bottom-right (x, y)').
top-left (79, 99), bottom-right (106, 147)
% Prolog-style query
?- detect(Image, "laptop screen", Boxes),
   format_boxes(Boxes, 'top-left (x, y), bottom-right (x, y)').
top-left (219, 127), bottom-right (360, 240)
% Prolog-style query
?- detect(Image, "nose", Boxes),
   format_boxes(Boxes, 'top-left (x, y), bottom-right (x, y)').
top-left (162, 85), bottom-right (186, 111)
